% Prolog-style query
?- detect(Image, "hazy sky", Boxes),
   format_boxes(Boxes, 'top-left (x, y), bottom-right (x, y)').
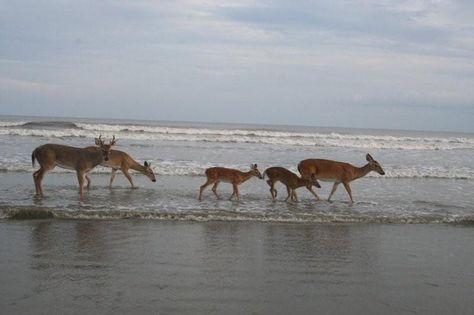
top-left (1, 0), bottom-right (473, 132)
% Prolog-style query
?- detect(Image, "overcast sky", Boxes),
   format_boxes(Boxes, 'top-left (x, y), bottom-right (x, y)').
top-left (1, 0), bottom-right (473, 132)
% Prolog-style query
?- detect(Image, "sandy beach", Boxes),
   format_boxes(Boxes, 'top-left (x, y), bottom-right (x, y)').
top-left (1, 220), bottom-right (473, 315)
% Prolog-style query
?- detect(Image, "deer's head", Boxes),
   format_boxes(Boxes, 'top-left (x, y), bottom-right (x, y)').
top-left (143, 161), bottom-right (157, 182)
top-left (94, 135), bottom-right (116, 162)
top-left (366, 154), bottom-right (385, 175)
top-left (250, 163), bottom-right (263, 179)
top-left (310, 174), bottom-right (321, 188)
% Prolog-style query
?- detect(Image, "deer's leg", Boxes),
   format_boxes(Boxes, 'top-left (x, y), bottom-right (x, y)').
top-left (77, 171), bottom-right (86, 199)
top-left (292, 189), bottom-right (298, 202)
top-left (267, 179), bottom-right (277, 200)
top-left (284, 186), bottom-right (291, 201)
top-left (306, 186), bottom-right (320, 201)
top-left (109, 169), bottom-right (118, 187)
top-left (199, 178), bottom-right (214, 201)
top-left (33, 168), bottom-right (43, 196)
top-left (211, 181), bottom-right (220, 199)
top-left (122, 168), bottom-right (135, 188)
top-left (33, 166), bottom-right (52, 196)
top-left (234, 184), bottom-right (241, 201)
top-left (328, 183), bottom-right (339, 202)
top-left (230, 183), bottom-right (240, 200)
top-left (342, 182), bottom-right (354, 204)
top-left (229, 184), bottom-right (236, 200)
top-left (33, 169), bottom-right (41, 196)
top-left (85, 174), bottom-right (91, 188)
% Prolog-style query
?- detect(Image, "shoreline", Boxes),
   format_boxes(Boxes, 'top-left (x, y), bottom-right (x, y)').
top-left (2, 205), bottom-right (474, 225)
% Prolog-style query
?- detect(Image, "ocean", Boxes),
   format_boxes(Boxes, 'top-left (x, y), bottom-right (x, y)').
top-left (0, 115), bottom-right (472, 223)
top-left (1, 115), bottom-right (474, 314)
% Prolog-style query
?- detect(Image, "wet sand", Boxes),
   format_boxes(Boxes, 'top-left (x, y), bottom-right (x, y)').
top-left (1, 220), bottom-right (473, 314)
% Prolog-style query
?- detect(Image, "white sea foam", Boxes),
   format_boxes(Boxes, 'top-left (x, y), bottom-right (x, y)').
top-left (0, 121), bottom-right (27, 127)
top-left (1, 206), bottom-right (472, 224)
top-left (1, 121), bottom-right (473, 150)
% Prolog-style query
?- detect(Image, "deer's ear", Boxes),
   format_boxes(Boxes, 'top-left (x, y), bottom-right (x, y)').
top-left (95, 138), bottom-right (101, 146)
top-left (366, 154), bottom-right (374, 162)
top-left (144, 161), bottom-right (149, 167)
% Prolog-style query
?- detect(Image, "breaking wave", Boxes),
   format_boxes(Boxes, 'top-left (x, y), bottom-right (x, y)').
top-left (0, 120), bottom-right (473, 150)
top-left (1, 205), bottom-right (473, 224)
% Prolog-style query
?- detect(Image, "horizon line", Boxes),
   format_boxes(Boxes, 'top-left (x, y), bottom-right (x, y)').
top-left (0, 113), bottom-right (472, 136)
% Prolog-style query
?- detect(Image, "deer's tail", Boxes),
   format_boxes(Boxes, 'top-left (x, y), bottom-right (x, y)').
top-left (32, 149), bottom-right (37, 168)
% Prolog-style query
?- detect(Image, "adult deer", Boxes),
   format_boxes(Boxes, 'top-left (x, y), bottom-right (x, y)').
top-left (263, 166), bottom-right (321, 202)
top-left (298, 154), bottom-right (385, 204)
top-left (199, 164), bottom-right (263, 201)
top-left (32, 135), bottom-right (116, 199)
top-left (84, 148), bottom-right (156, 188)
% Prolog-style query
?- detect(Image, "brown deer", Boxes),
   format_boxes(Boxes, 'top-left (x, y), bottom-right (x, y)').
top-left (199, 164), bottom-right (263, 201)
top-left (83, 148), bottom-right (156, 188)
top-left (263, 166), bottom-right (321, 202)
top-left (32, 135), bottom-right (116, 199)
top-left (298, 153), bottom-right (385, 204)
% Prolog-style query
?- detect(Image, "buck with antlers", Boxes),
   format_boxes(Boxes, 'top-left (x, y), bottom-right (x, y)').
top-left (199, 164), bottom-right (263, 201)
top-left (263, 166), bottom-right (321, 202)
top-left (84, 148), bottom-right (156, 188)
top-left (298, 154), bottom-right (385, 204)
top-left (31, 135), bottom-right (116, 199)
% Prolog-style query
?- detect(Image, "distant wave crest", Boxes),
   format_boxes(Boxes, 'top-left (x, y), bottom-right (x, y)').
top-left (22, 121), bottom-right (80, 129)
top-left (1, 120), bottom-right (473, 150)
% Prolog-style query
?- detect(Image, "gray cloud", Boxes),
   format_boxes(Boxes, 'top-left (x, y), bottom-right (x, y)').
top-left (0, 0), bottom-right (473, 132)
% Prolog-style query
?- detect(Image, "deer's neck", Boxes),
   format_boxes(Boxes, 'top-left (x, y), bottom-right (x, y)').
top-left (87, 149), bottom-right (106, 167)
top-left (129, 160), bottom-right (146, 174)
top-left (296, 177), bottom-right (311, 188)
top-left (241, 171), bottom-right (254, 182)
top-left (353, 163), bottom-right (372, 181)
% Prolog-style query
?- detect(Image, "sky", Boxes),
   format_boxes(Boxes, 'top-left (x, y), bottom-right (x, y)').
top-left (0, 0), bottom-right (473, 132)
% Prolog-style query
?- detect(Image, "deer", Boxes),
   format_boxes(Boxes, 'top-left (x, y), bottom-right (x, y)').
top-left (31, 135), bottom-right (116, 199)
top-left (297, 153), bottom-right (385, 204)
top-left (83, 148), bottom-right (156, 188)
top-left (198, 164), bottom-right (263, 201)
top-left (263, 166), bottom-right (321, 202)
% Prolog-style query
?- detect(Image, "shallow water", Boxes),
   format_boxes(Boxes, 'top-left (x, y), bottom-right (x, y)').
top-left (1, 220), bottom-right (473, 314)
top-left (0, 115), bottom-right (473, 223)
top-left (1, 172), bottom-right (473, 224)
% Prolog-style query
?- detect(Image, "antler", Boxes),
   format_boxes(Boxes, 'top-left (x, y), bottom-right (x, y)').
top-left (110, 135), bottom-right (117, 146)
top-left (95, 134), bottom-right (105, 146)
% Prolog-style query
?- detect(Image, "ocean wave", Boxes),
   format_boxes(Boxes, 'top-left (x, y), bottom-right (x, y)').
top-left (1, 120), bottom-right (474, 150)
top-left (0, 121), bottom-right (27, 127)
top-left (1, 205), bottom-right (473, 224)
top-left (22, 121), bottom-right (80, 129)
top-left (2, 161), bottom-right (473, 180)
